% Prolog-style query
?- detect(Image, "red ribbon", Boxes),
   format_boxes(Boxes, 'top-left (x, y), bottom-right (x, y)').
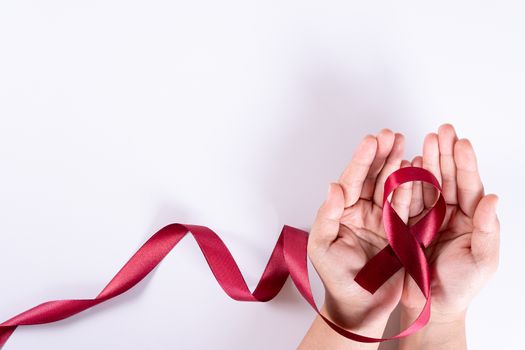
top-left (0, 166), bottom-right (445, 347)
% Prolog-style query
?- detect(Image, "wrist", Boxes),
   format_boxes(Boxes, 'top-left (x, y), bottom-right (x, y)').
top-left (321, 302), bottom-right (389, 338)
top-left (401, 304), bottom-right (467, 325)
top-left (399, 306), bottom-right (467, 349)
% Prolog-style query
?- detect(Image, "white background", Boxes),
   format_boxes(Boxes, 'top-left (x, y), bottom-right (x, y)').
top-left (0, 1), bottom-right (524, 349)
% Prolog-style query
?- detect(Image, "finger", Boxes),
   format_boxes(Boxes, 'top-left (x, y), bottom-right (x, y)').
top-left (339, 135), bottom-right (378, 207)
top-left (409, 156), bottom-right (424, 217)
top-left (437, 124), bottom-right (459, 205)
top-left (471, 194), bottom-right (500, 269)
top-left (391, 160), bottom-right (413, 223)
top-left (454, 138), bottom-right (485, 217)
top-left (360, 129), bottom-right (395, 200)
top-left (309, 183), bottom-right (345, 248)
top-left (373, 133), bottom-right (405, 207)
top-left (422, 132), bottom-right (441, 208)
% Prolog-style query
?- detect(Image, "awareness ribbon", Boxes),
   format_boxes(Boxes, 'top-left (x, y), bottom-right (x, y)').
top-left (0, 166), bottom-right (445, 347)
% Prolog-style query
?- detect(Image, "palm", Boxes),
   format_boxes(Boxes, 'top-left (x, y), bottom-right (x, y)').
top-left (430, 206), bottom-right (478, 307)
top-left (324, 200), bottom-right (402, 323)
top-left (402, 205), bottom-right (476, 312)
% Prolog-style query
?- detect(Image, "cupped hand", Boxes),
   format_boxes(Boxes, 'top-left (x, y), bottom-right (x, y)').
top-left (401, 124), bottom-right (500, 321)
top-left (307, 129), bottom-right (412, 334)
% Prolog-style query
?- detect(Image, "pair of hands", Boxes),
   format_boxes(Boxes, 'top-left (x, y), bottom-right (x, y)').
top-left (301, 124), bottom-right (500, 349)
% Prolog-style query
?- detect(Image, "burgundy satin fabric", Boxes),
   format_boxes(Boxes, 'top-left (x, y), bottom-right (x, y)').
top-left (0, 167), bottom-right (445, 347)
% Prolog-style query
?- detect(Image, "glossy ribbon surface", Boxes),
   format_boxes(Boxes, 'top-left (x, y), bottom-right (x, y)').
top-left (0, 167), bottom-right (445, 347)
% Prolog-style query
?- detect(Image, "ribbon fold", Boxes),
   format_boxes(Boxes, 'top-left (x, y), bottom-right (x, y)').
top-left (0, 166), bottom-right (445, 347)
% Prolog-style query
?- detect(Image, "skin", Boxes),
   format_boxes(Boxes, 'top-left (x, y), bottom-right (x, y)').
top-left (298, 124), bottom-right (499, 350)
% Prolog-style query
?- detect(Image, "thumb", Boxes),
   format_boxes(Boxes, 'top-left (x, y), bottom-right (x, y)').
top-left (309, 182), bottom-right (345, 249)
top-left (471, 194), bottom-right (500, 269)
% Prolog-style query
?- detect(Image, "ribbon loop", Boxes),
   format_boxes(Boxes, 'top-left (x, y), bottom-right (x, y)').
top-left (355, 167), bottom-right (445, 294)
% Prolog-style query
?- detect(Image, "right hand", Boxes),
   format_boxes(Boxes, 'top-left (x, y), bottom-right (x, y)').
top-left (307, 129), bottom-right (411, 334)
